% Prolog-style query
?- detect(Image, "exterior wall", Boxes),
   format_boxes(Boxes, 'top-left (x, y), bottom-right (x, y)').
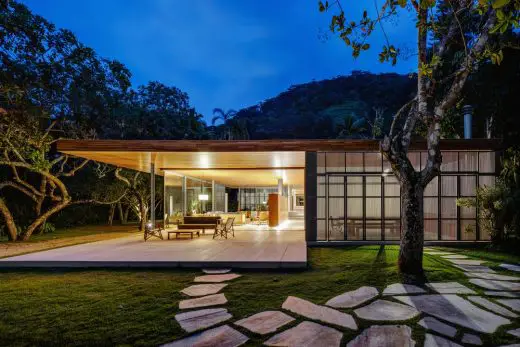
top-left (306, 150), bottom-right (497, 243)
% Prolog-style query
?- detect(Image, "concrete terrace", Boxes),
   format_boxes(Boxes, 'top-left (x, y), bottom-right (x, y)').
top-left (0, 220), bottom-right (306, 269)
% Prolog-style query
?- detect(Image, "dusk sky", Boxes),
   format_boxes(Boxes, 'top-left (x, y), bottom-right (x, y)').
top-left (23, 0), bottom-right (417, 123)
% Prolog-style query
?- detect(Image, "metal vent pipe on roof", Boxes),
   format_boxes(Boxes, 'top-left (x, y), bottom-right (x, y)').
top-left (463, 105), bottom-right (472, 139)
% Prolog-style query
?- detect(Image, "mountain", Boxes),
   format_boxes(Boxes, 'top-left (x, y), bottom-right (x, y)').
top-left (234, 71), bottom-right (416, 139)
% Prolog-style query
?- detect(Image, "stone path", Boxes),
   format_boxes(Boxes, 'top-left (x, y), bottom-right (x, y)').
top-left (354, 299), bottom-right (419, 321)
top-left (265, 321), bottom-right (342, 347)
top-left (179, 293), bottom-right (227, 310)
top-left (501, 264), bottom-right (520, 272)
top-left (326, 286), bottom-right (378, 308)
top-left (395, 294), bottom-right (511, 333)
top-left (424, 333), bottom-right (462, 347)
top-left (282, 296), bottom-right (358, 330)
top-left (425, 282), bottom-right (476, 294)
top-left (467, 296), bottom-right (519, 318)
top-left (418, 316), bottom-right (457, 338)
top-left (235, 311), bottom-right (294, 335)
top-left (163, 249), bottom-right (520, 346)
top-left (382, 283), bottom-right (426, 296)
top-left (346, 325), bottom-right (415, 347)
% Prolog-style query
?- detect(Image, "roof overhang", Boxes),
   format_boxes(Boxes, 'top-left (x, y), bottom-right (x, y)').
top-left (56, 139), bottom-right (501, 187)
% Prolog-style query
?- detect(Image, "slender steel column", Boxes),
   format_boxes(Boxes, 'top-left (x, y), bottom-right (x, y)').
top-left (150, 161), bottom-right (155, 227)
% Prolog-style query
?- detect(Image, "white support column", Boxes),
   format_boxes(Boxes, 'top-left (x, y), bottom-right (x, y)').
top-left (150, 161), bottom-right (155, 227)
top-left (182, 176), bottom-right (187, 215)
top-left (278, 178), bottom-right (283, 196)
top-left (211, 180), bottom-right (216, 212)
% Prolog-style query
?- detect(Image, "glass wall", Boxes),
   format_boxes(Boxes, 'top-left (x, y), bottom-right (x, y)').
top-left (164, 174), bottom-right (183, 222)
top-left (239, 187), bottom-right (277, 211)
top-left (316, 150), bottom-right (497, 242)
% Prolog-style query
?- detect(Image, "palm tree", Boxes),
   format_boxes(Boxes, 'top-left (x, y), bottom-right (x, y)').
top-left (212, 108), bottom-right (249, 140)
top-left (336, 114), bottom-right (366, 139)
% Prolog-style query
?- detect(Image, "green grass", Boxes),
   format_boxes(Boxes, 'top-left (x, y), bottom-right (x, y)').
top-left (0, 246), bottom-right (519, 346)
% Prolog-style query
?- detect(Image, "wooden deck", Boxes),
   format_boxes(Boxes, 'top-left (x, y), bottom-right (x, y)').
top-left (0, 223), bottom-right (306, 269)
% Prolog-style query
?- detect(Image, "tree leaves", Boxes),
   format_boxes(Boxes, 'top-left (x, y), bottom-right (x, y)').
top-left (492, 0), bottom-right (511, 9)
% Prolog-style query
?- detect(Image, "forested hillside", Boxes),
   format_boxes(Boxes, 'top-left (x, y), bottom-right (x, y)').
top-left (234, 71), bottom-right (416, 139)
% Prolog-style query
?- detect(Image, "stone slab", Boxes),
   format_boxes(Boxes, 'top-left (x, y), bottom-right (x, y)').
top-left (484, 291), bottom-right (520, 298)
top-left (264, 321), bottom-right (342, 347)
top-left (424, 334), bottom-right (462, 347)
top-left (354, 299), bottom-right (419, 321)
top-left (346, 325), bottom-right (415, 347)
top-left (465, 272), bottom-right (520, 281)
top-left (202, 268), bottom-right (231, 274)
top-left (462, 333), bottom-right (483, 346)
top-left (162, 324), bottom-right (248, 347)
top-left (425, 282), bottom-right (476, 294)
top-left (394, 294), bottom-right (511, 334)
top-left (448, 259), bottom-right (484, 266)
top-left (470, 278), bottom-right (520, 291)
top-left (466, 296), bottom-right (518, 318)
top-left (453, 264), bottom-right (496, 273)
top-left (425, 251), bottom-right (453, 255)
top-left (442, 255), bottom-right (469, 259)
top-left (194, 274), bottom-right (241, 283)
top-left (175, 308), bottom-right (232, 332)
top-left (326, 286), bottom-right (379, 308)
top-left (500, 264), bottom-right (520, 272)
top-left (282, 296), bottom-right (357, 330)
top-left (181, 283), bottom-right (227, 297)
top-left (382, 283), bottom-right (426, 296)
top-left (179, 293), bottom-right (228, 310)
top-left (496, 299), bottom-right (520, 312)
top-left (418, 316), bottom-right (457, 338)
top-left (507, 328), bottom-right (520, 338)
top-left (234, 310), bottom-right (294, 335)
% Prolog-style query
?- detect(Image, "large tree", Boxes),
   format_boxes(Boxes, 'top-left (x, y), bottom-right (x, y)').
top-left (320, 0), bottom-right (519, 275)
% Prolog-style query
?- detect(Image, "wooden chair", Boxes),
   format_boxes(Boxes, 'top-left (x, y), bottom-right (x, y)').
top-left (328, 216), bottom-right (344, 239)
top-left (144, 222), bottom-right (164, 241)
top-left (213, 217), bottom-right (235, 239)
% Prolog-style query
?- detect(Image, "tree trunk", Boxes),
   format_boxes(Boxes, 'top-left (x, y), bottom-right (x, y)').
top-left (0, 198), bottom-right (17, 241)
top-left (398, 180), bottom-right (425, 276)
top-left (108, 203), bottom-right (116, 226)
top-left (21, 200), bottom-right (70, 241)
top-left (117, 202), bottom-right (126, 224)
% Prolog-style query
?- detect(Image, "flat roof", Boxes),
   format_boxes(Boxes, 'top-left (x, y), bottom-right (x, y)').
top-left (57, 138), bottom-right (502, 153)
top-left (56, 139), bottom-right (501, 187)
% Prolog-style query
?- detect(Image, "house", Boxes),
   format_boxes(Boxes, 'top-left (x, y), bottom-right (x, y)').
top-left (56, 138), bottom-right (501, 245)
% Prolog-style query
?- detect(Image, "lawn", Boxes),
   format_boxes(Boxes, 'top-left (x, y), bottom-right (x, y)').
top-left (0, 225), bottom-right (140, 259)
top-left (0, 246), bottom-right (519, 346)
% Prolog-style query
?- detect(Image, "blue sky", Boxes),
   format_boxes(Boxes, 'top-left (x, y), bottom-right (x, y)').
top-left (22, 0), bottom-right (417, 123)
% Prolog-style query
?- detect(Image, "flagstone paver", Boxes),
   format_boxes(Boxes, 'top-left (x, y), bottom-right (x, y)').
top-left (501, 264), bottom-right (520, 272)
top-left (469, 278), bottom-right (520, 291)
top-left (448, 259), bottom-right (484, 266)
top-left (425, 282), bottom-right (476, 294)
top-left (162, 324), bottom-right (248, 347)
top-left (418, 316), bottom-right (457, 338)
top-left (453, 264), bottom-right (496, 273)
top-left (175, 308), bottom-right (232, 332)
top-left (507, 328), bottom-right (520, 338)
top-left (194, 274), bottom-right (241, 283)
top-left (282, 296), bottom-right (358, 330)
top-left (424, 333), bottom-right (462, 347)
top-left (425, 251), bottom-right (453, 255)
top-left (346, 325), bottom-right (415, 347)
top-left (465, 272), bottom-right (520, 281)
top-left (462, 333), bottom-right (483, 345)
top-left (485, 291), bottom-right (520, 298)
top-left (264, 321), bottom-right (342, 347)
top-left (202, 268), bottom-right (231, 274)
top-left (179, 293), bottom-right (228, 310)
top-left (325, 286), bottom-right (379, 308)
top-left (234, 311), bottom-right (294, 335)
top-left (442, 255), bottom-right (469, 259)
top-left (394, 294), bottom-right (511, 333)
top-left (382, 283), bottom-right (426, 296)
top-left (466, 296), bottom-right (518, 318)
top-left (180, 283), bottom-right (228, 297)
top-left (354, 299), bottom-right (419, 321)
top-left (496, 299), bottom-right (520, 313)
